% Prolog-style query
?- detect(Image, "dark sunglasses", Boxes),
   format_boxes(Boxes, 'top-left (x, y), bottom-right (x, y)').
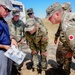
top-left (28, 13), bottom-right (33, 15)
top-left (2, 5), bottom-right (11, 12)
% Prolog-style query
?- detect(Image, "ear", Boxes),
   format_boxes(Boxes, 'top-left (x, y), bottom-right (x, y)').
top-left (55, 11), bottom-right (60, 16)
top-left (55, 11), bottom-right (61, 20)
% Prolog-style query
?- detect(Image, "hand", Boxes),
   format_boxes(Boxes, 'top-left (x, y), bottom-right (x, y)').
top-left (26, 42), bottom-right (29, 46)
top-left (3, 45), bottom-right (10, 50)
top-left (18, 39), bottom-right (24, 45)
top-left (66, 52), bottom-right (72, 58)
top-left (11, 39), bottom-right (18, 47)
top-left (54, 39), bottom-right (57, 44)
top-left (41, 51), bottom-right (47, 57)
top-left (31, 50), bottom-right (37, 54)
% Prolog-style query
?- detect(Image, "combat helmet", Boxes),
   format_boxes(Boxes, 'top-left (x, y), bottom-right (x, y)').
top-left (61, 2), bottom-right (72, 12)
top-left (46, 2), bottom-right (62, 18)
top-left (12, 7), bottom-right (20, 16)
top-left (27, 8), bottom-right (34, 15)
top-left (0, 0), bottom-right (13, 10)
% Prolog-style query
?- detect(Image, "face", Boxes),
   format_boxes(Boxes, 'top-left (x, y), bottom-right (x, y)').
top-left (0, 5), bottom-right (11, 18)
top-left (28, 13), bottom-right (34, 18)
top-left (48, 11), bottom-right (61, 24)
top-left (13, 15), bottom-right (19, 21)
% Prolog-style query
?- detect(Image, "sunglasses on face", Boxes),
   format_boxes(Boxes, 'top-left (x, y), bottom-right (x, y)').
top-left (14, 15), bottom-right (19, 17)
top-left (28, 13), bottom-right (33, 15)
top-left (1, 5), bottom-right (11, 12)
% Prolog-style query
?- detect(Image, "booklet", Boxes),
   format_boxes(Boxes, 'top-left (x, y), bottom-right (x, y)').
top-left (4, 45), bottom-right (26, 65)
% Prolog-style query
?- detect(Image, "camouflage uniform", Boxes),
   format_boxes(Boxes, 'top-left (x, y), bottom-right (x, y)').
top-left (7, 8), bottom-right (24, 48)
top-left (27, 8), bottom-right (44, 26)
top-left (8, 18), bottom-right (24, 42)
top-left (7, 8), bottom-right (25, 73)
top-left (46, 2), bottom-right (73, 75)
top-left (24, 18), bottom-right (48, 70)
top-left (61, 2), bottom-right (72, 12)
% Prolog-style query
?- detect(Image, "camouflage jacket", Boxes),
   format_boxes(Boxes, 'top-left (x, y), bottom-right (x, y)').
top-left (55, 12), bottom-right (75, 44)
top-left (55, 12), bottom-right (70, 43)
top-left (7, 18), bottom-right (24, 42)
top-left (24, 20), bottom-right (48, 51)
top-left (55, 22), bottom-right (66, 43)
top-left (27, 17), bottom-right (44, 26)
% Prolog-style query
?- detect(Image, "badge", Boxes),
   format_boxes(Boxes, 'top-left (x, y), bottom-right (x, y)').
top-left (69, 35), bottom-right (74, 41)
top-left (43, 37), bottom-right (47, 41)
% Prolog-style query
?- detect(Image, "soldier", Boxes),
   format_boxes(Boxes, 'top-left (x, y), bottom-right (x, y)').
top-left (24, 18), bottom-right (48, 73)
top-left (0, 0), bottom-right (14, 75)
top-left (7, 7), bottom-right (25, 48)
top-left (54, 2), bottom-right (72, 45)
top-left (7, 7), bottom-right (25, 75)
top-left (61, 2), bottom-right (72, 12)
top-left (46, 2), bottom-right (73, 75)
top-left (27, 8), bottom-right (44, 26)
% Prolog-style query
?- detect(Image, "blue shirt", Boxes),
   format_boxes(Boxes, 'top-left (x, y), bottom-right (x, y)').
top-left (0, 18), bottom-right (11, 45)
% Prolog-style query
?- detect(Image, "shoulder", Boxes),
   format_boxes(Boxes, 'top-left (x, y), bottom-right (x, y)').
top-left (18, 20), bottom-right (24, 25)
top-left (62, 12), bottom-right (75, 31)
top-left (35, 17), bottom-right (42, 22)
top-left (6, 18), bottom-right (12, 24)
top-left (62, 12), bottom-right (75, 22)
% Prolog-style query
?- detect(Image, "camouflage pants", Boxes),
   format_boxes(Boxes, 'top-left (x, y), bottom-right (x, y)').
top-left (56, 41), bottom-right (72, 75)
top-left (31, 51), bottom-right (47, 70)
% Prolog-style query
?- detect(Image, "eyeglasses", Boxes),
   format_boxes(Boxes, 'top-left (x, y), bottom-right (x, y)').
top-left (14, 15), bottom-right (19, 17)
top-left (1, 5), bottom-right (11, 12)
top-left (28, 13), bottom-right (33, 15)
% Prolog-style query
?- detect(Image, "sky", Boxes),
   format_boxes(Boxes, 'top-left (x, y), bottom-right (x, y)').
top-left (18, 0), bottom-right (75, 18)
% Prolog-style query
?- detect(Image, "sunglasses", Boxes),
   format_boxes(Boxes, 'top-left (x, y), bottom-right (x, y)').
top-left (14, 15), bottom-right (19, 17)
top-left (1, 5), bottom-right (11, 12)
top-left (28, 13), bottom-right (33, 15)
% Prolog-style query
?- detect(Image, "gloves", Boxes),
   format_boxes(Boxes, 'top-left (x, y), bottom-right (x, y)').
top-left (66, 52), bottom-right (72, 58)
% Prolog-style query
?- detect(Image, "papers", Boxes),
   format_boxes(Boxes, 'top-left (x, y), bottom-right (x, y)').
top-left (4, 45), bottom-right (26, 65)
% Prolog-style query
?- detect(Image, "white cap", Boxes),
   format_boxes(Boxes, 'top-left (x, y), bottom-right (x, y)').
top-left (0, 0), bottom-right (13, 10)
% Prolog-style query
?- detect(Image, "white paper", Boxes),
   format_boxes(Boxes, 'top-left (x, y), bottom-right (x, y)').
top-left (4, 45), bottom-right (26, 65)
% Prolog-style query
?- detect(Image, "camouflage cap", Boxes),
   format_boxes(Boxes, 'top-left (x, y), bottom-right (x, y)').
top-left (46, 2), bottom-right (62, 19)
top-left (27, 8), bottom-right (34, 15)
top-left (61, 2), bottom-right (71, 11)
top-left (0, 0), bottom-right (13, 10)
top-left (12, 7), bottom-right (20, 16)
top-left (25, 18), bottom-right (35, 31)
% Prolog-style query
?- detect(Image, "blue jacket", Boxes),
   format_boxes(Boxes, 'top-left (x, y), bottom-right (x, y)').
top-left (0, 18), bottom-right (11, 45)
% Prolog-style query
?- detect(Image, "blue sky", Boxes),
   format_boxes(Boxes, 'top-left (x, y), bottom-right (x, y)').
top-left (18, 0), bottom-right (75, 18)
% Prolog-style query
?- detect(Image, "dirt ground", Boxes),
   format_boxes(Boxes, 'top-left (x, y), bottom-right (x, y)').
top-left (14, 19), bottom-right (75, 75)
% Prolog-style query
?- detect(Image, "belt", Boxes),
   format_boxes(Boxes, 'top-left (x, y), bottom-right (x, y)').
top-left (0, 48), bottom-right (6, 51)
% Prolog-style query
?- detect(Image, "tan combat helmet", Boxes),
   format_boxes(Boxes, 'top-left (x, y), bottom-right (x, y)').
top-left (27, 8), bottom-right (34, 15)
top-left (0, 0), bottom-right (13, 10)
top-left (25, 18), bottom-right (35, 31)
top-left (46, 2), bottom-right (62, 19)
top-left (61, 2), bottom-right (72, 12)
top-left (12, 7), bottom-right (20, 16)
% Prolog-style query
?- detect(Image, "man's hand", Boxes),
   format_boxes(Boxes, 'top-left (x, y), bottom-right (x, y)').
top-left (18, 39), bottom-right (24, 45)
top-left (31, 50), bottom-right (37, 54)
top-left (66, 52), bottom-right (72, 58)
top-left (4, 45), bottom-right (10, 50)
top-left (11, 39), bottom-right (18, 47)
top-left (41, 51), bottom-right (47, 57)
top-left (54, 39), bottom-right (58, 44)
top-left (0, 44), bottom-right (10, 50)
